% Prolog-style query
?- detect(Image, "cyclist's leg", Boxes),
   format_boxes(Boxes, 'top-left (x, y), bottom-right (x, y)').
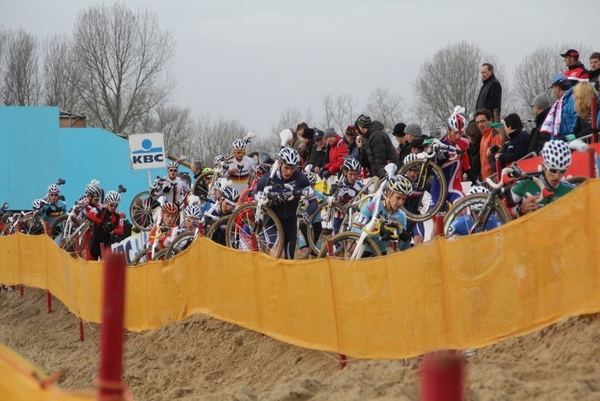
top-left (279, 216), bottom-right (297, 260)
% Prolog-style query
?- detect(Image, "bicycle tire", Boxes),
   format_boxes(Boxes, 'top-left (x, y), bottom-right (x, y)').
top-left (20, 214), bottom-right (46, 235)
top-left (307, 201), bottom-right (347, 255)
top-left (205, 215), bottom-right (231, 245)
top-left (164, 231), bottom-right (195, 259)
top-left (225, 203), bottom-right (284, 259)
top-left (131, 248), bottom-right (152, 266)
top-left (443, 193), bottom-right (512, 236)
top-left (0, 223), bottom-right (14, 236)
top-left (57, 221), bottom-right (91, 258)
top-left (567, 176), bottom-right (587, 186)
top-left (398, 160), bottom-right (448, 222)
top-left (355, 177), bottom-right (381, 199)
top-left (49, 215), bottom-right (69, 240)
top-left (316, 231), bottom-right (382, 259)
top-left (129, 191), bottom-right (159, 232)
top-left (153, 248), bottom-right (168, 261)
top-left (192, 171), bottom-right (215, 199)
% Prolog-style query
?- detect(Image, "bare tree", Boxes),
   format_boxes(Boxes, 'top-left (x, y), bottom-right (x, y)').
top-left (365, 87), bottom-right (405, 131)
top-left (321, 93), bottom-right (357, 133)
top-left (192, 115), bottom-right (247, 167)
top-left (2, 28), bottom-right (41, 105)
top-left (136, 104), bottom-right (195, 159)
top-left (412, 41), bottom-right (506, 130)
top-left (513, 43), bottom-right (594, 117)
top-left (42, 33), bottom-right (83, 111)
top-left (69, 2), bottom-right (175, 136)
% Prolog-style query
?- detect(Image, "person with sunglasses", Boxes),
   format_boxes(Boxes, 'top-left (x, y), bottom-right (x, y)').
top-left (510, 140), bottom-right (575, 217)
top-left (85, 190), bottom-right (124, 260)
top-left (154, 161), bottom-right (190, 208)
top-left (41, 183), bottom-right (67, 232)
top-left (224, 139), bottom-right (256, 194)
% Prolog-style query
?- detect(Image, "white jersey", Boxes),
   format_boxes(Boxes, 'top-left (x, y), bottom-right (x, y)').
top-left (224, 156), bottom-right (256, 194)
top-left (158, 176), bottom-right (190, 206)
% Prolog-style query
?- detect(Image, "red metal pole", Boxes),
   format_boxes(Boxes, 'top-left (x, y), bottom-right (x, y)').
top-left (588, 148), bottom-right (596, 179)
top-left (420, 353), bottom-right (464, 401)
top-left (80, 319), bottom-right (84, 342)
top-left (250, 232), bottom-right (258, 252)
top-left (47, 290), bottom-right (52, 314)
top-left (339, 354), bottom-right (347, 370)
top-left (19, 285), bottom-right (24, 297)
top-left (591, 95), bottom-right (598, 144)
top-left (97, 251), bottom-right (127, 400)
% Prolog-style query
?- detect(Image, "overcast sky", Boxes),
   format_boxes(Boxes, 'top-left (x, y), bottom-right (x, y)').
top-left (3, 0), bottom-right (599, 136)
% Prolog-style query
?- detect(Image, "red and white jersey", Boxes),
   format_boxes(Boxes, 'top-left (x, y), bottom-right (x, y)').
top-left (160, 176), bottom-right (189, 205)
top-left (225, 156), bottom-right (256, 194)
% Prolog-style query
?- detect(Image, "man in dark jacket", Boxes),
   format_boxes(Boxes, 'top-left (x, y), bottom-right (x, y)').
top-left (495, 113), bottom-right (530, 169)
top-left (475, 63), bottom-right (502, 118)
top-left (527, 92), bottom-right (552, 155)
top-left (354, 114), bottom-right (399, 178)
top-left (299, 127), bottom-right (320, 169)
top-left (561, 49), bottom-right (589, 84)
top-left (392, 123), bottom-right (410, 166)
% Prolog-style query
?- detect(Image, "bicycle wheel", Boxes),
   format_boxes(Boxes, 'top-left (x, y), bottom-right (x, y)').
top-left (443, 194), bottom-right (512, 236)
top-left (307, 201), bottom-right (347, 255)
top-left (205, 215), bottom-right (231, 245)
top-left (164, 231), bottom-right (195, 259)
top-left (398, 160), bottom-right (447, 222)
top-left (192, 171), bottom-right (214, 199)
top-left (130, 191), bottom-right (159, 232)
top-left (49, 215), bottom-right (69, 240)
top-left (57, 221), bottom-right (90, 258)
top-left (296, 218), bottom-right (312, 260)
top-left (316, 231), bottom-right (382, 259)
top-left (0, 223), bottom-right (14, 236)
top-left (153, 248), bottom-right (168, 261)
top-left (225, 203), bottom-right (284, 258)
top-left (131, 248), bottom-right (152, 266)
top-left (355, 177), bottom-right (381, 198)
top-left (20, 214), bottom-right (46, 235)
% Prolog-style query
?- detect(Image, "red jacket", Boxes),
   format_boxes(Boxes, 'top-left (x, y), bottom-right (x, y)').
top-left (323, 136), bottom-right (348, 175)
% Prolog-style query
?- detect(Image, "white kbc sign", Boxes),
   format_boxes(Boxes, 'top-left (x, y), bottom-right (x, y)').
top-left (128, 133), bottom-right (166, 170)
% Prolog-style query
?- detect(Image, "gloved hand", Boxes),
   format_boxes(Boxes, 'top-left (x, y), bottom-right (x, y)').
top-left (320, 170), bottom-right (331, 179)
top-left (299, 213), bottom-right (311, 226)
top-left (102, 220), bottom-right (115, 234)
top-left (489, 145), bottom-right (500, 154)
top-left (379, 226), bottom-right (393, 242)
top-left (277, 191), bottom-right (288, 203)
top-left (434, 152), bottom-right (449, 166)
top-left (398, 228), bottom-right (412, 243)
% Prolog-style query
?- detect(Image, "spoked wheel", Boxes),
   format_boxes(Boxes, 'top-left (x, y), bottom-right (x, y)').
top-left (20, 214), bottom-right (46, 235)
top-left (443, 194), bottom-right (512, 236)
top-left (55, 225), bottom-right (89, 258)
top-left (130, 191), bottom-right (159, 232)
top-left (205, 215), bottom-right (231, 246)
top-left (153, 248), bottom-right (168, 261)
top-left (398, 160), bottom-right (447, 222)
top-left (307, 201), bottom-right (347, 256)
top-left (131, 248), bottom-right (152, 266)
top-left (49, 215), bottom-right (69, 240)
top-left (192, 171), bottom-right (215, 200)
top-left (316, 231), bottom-right (382, 259)
top-left (0, 223), bottom-right (15, 236)
top-left (355, 177), bottom-right (381, 198)
top-left (165, 231), bottom-right (195, 259)
top-left (296, 219), bottom-right (312, 260)
top-left (225, 203), bottom-right (284, 259)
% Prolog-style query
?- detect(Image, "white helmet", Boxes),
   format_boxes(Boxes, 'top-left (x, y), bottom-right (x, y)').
top-left (541, 140), bottom-right (571, 170)
top-left (47, 184), bottom-right (61, 194)
top-left (184, 204), bottom-right (202, 219)
top-left (278, 147), bottom-right (300, 167)
top-left (467, 186), bottom-right (490, 196)
top-left (105, 191), bottom-right (122, 205)
top-left (232, 139), bottom-right (247, 150)
top-left (447, 106), bottom-right (467, 133)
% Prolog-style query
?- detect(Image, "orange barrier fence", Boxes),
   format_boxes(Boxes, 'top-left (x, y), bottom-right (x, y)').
top-left (1, 179), bottom-right (599, 359)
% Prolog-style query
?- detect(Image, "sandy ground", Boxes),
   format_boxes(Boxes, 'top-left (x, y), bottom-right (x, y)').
top-left (1, 288), bottom-right (600, 400)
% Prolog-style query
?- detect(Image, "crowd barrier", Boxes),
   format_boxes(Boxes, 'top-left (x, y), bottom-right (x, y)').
top-left (1, 179), bottom-right (599, 360)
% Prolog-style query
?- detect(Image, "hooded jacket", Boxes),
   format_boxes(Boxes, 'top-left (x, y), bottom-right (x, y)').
top-left (323, 135), bottom-right (348, 175)
top-left (360, 121), bottom-right (400, 178)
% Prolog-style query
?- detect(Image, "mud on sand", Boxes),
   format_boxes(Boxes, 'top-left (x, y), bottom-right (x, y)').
top-left (1, 288), bottom-right (599, 400)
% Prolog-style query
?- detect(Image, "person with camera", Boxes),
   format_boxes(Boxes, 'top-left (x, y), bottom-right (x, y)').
top-left (491, 113), bottom-right (530, 170)
top-left (85, 190), bottom-right (124, 261)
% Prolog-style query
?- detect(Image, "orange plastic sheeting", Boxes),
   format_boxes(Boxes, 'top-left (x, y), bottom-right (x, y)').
top-left (0, 343), bottom-right (95, 401)
top-left (1, 179), bottom-right (599, 359)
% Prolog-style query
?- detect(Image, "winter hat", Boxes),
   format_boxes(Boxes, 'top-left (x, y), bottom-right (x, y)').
top-left (324, 127), bottom-right (338, 138)
top-left (532, 92), bottom-right (551, 110)
top-left (548, 73), bottom-right (569, 89)
top-left (314, 130), bottom-right (325, 140)
top-left (302, 127), bottom-right (315, 139)
top-left (404, 123), bottom-right (422, 138)
top-left (345, 125), bottom-right (358, 137)
top-left (355, 114), bottom-right (372, 129)
top-left (392, 123), bottom-right (406, 137)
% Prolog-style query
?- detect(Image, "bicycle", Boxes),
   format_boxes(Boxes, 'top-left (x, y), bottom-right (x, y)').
top-left (0, 202), bottom-right (11, 232)
top-left (397, 139), bottom-right (466, 222)
top-left (317, 163), bottom-right (404, 259)
top-left (0, 199), bottom-right (48, 237)
top-left (163, 212), bottom-right (232, 260)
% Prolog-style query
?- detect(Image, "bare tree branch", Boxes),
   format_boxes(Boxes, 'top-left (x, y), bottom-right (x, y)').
top-left (2, 28), bottom-right (41, 105)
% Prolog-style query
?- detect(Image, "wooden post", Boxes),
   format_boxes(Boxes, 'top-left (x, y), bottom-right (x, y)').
top-left (46, 291), bottom-right (52, 314)
top-left (420, 353), bottom-right (464, 401)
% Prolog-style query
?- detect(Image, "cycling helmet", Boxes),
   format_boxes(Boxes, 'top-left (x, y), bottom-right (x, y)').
top-left (214, 177), bottom-right (232, 191)
top-left (105, 191), bottom-right (121, 205)
top-left (232, 139), bottom-right (247, 150)
top-left (220, 186), bottom-right (240, 205)
top-left (47, 184), bottom-right (61, 194)
top-left (403, 153), bottom-right (420, 165)
top-left (161, 202), bottom-right (179, 215)
top-left (202, 167), bottom-right (214, 173)
top-left (85, 185), bottom-right (102, 198)
top-left (541, 140), bottom-right (571, 170)
top-left (184, 204), bottom-right (202, 219)
top-left (306, 172), bottom-right (318, 185)
top-left (32, 198), bottom-right (43, 210)
top-left (342, 157), bottom-right (361, 172)
top-left (256, 163), bottom-right (271, 177)
top-left (213, 155), bottom-right (226, 165)
top-left (467, 186), bottom-right (490, 196)
top-left (278, 147), bottom-right (300, 167)
top-left (447, 106), bottom-right (467, 133)
top-left (387, 175), bottom-right (413, 196)
top-left (167, 161), bottom-right (179, 170)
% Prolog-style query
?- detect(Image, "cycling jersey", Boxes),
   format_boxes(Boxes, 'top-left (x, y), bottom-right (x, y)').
top-left (335, 178), bottom-right (364, 206)
top-left (41, 198), bottom-right (67, 226)
top-left (225, 156), bottom-right (256, 194)
top-left (86, 204), bottom-right (124, 260)
top-left (448, 214), bottom-right (502, 236)
top-left (352, 199), bottom-right (407, 254)
top-left (511, 177), bottom-right (575, 210)
top-left (157, 176), bottom-right (190, 206)
top-left (431, 135), bottom-right (470, 208)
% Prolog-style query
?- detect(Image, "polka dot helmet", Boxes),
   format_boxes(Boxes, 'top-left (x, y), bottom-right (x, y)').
top-left (541, 140), bottom-right (571, 170)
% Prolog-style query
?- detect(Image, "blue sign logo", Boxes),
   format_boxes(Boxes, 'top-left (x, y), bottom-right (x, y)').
top-left (132, 139), bottom-right (163, 154)
top-left (132, 138), bottom-right (164, 164)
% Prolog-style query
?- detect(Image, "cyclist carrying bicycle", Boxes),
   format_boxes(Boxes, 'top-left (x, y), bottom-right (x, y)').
top-left (41, 183), bottom-right (67, 232)
top-left (332, 157), bottom-right (364, 234)
top-left (153, 161), bottom-right (190, 207)
top-left (447, 186), bottom-right (503, 236)
top-left (510, 140), bottom-right (576, 217)
top-left (146, 202), bottom-right (179, 251)
top-left (351, 175), bottom-right (413, 256)
top-left (225, 139), bottom-right (257, 194)
top-left (204, 186), bottom-right (240, 246)
top-left (166, 204), bottom-right (202, 245)
top-left (402, 153), bottom-right (428, 246)
top-left (256, 147), bottom-right (317, 259)
top-left (298, 171), bottom-right (326, 255)
top-left (85, 190), bottom-right (124, 260)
